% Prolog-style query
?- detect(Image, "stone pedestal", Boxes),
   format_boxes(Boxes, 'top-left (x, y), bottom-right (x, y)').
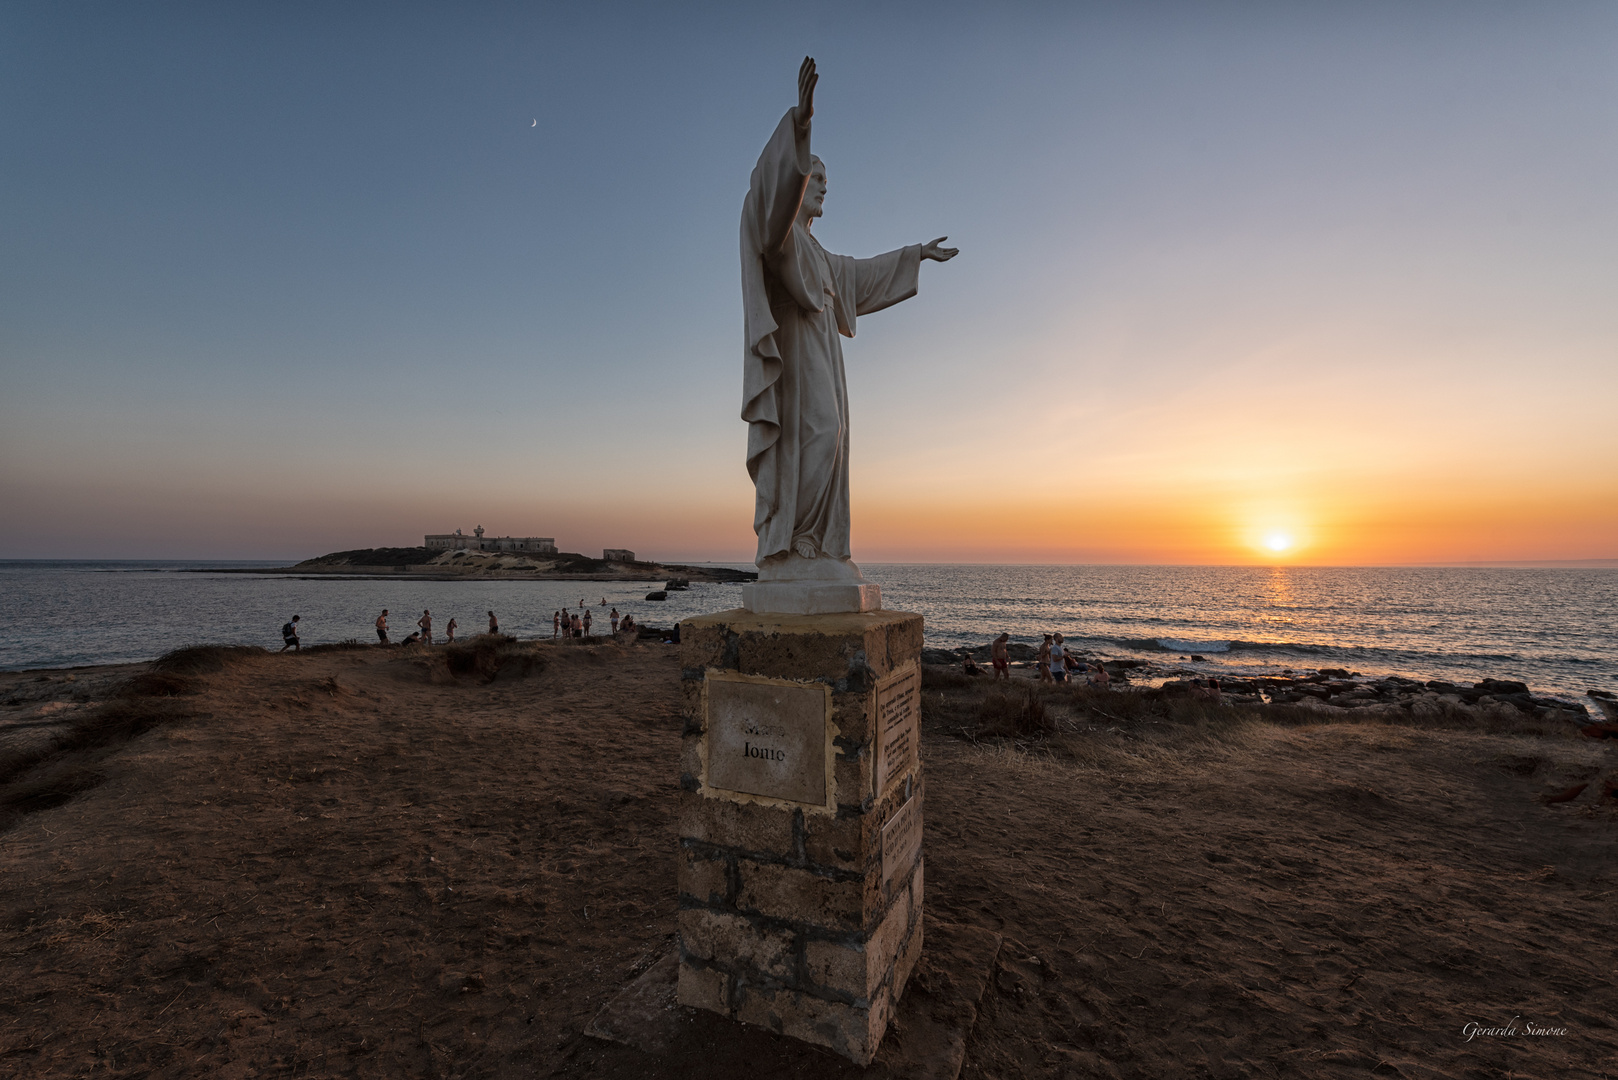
top-left (676, 609), bottom-right (924, 1065)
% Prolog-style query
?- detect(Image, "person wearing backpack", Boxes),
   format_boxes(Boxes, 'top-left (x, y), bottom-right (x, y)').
top-left (280, 616), bottom-right (301, 652)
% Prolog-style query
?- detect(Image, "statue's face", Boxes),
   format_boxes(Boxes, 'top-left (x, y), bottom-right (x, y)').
top-left (804, 156), bottom-right (827, 219)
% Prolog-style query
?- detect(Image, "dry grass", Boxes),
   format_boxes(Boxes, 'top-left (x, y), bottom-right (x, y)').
top-left (974, 686), bottom-right (1052, 738)
top-left (942, 677), bottom-right (1598, 790)
top-left (151, 643), bottom-right (268, 675)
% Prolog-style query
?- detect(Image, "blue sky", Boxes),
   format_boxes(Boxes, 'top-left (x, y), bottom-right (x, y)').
top-left (3, 2), bottom-right (1615, 562)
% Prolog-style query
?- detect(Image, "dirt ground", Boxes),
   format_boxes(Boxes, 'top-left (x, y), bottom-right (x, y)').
top-left (1, 640), bottom-right (1614, 1079)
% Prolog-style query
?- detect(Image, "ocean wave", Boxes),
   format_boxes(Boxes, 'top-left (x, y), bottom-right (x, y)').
top-left (1097, 636), bottom-right (1557, 670)
top-left (1106, 636), bottom-right (1335, 655)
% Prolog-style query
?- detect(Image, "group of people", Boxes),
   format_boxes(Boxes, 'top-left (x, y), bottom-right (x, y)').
top-left (961, 631), bottom-right (1111, 689)
top-left (280, 599), bottom-right (643, 651)
top-left (371, 608), bottom-right (498, 646)
top-left (552, 600), bottom-right (637, 640)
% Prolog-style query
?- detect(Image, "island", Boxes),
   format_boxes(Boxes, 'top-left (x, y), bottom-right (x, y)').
top-left (196, 547), bottom-right (757, 583)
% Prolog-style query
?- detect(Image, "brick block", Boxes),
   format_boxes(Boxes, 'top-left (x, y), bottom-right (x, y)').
top-left (803, 809), bottom-right (865, 872)
top-left (734, 984), bottom-right (882, 1066)
top-left (830, 694), bottom-right (874, 744)
top-left (832, 743), bottom-right (872, 807)
top-left (677, 617), bottom-right (733, 674)
top-left (676, 849), bottom-right (730, 907)
top-left (868, 876), bottom-right (912, 971)
top-left (676, 962), bottom-right (730, 1014)
top-left (679, 792), bottom-right (794, 857)
top-left (679, 679), bottom-right (705, 724)
top-left (892, 908), bottom-right (924, 1002)
top-left (681, 611), bottom-right (923, 686)
top-left (678, 908), bottom-right (794, 980)
top-left (803, 872), bottom-right (912, 999)
top-left (882, 618), bottom-right (924, 673)
top-left (737, 861), bottom-right (865, 930)
top-left (803, 938), bottom-right (866, 1003)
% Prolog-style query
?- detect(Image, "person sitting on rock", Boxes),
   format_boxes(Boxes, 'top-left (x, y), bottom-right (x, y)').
top-left (962, 654), bottom-right (983, 676)
top-left (1190, 677), bottom-right (1222, 703)
top-left (1087, 661), bottom-right (1111, 690)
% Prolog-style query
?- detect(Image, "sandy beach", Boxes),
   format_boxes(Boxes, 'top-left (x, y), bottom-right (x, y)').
top-left (2, 639), bottom-right (1615, 1078)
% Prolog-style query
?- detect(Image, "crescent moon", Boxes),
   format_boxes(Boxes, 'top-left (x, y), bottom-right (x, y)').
top-left (531, 119), bottom-right (537, 127)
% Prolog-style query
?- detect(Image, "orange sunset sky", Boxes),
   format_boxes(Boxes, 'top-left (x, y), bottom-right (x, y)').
top-left (3, 3), bottom-right (1615, 565)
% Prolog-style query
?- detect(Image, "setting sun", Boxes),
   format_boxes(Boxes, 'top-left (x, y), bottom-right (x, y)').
top-left (1265, 533), bottom-right (1294, 553)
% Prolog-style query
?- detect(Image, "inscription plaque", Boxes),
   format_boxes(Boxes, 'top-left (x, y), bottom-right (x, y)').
top-left (705, 676), bottom-right (829, 805)
top-left (881, 794), bottom-right (921, 891)
top-left (874, 666), bottom-right (920, 797)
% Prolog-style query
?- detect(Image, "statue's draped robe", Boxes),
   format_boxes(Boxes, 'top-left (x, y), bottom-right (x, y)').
top-left (741, 109), bottom-right (922, 565)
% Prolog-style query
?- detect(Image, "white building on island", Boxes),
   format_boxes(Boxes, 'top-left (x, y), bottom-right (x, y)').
top-left (425, 526), bottom-right (557, 554)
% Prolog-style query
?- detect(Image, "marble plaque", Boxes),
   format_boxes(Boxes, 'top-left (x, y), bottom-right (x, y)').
top-left (875, 666), bottom-right (920, 797)
top-left (705, 676), bottom-right (829, 805)
top-left (881, 794), bottom-right (921, 891)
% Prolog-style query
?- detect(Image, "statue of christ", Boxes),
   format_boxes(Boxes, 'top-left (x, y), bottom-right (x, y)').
top-left (739, 57), bottom-right (957, 614)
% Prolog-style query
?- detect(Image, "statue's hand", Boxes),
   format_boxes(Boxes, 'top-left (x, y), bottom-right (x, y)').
top-left (921, 236), bottom-right (959, 262)
top-left (795, 56), bottom-right (817, 136)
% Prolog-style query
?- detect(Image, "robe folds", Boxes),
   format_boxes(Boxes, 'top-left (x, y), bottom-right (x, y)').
top-left (740, 109), bottom-right (921, 566)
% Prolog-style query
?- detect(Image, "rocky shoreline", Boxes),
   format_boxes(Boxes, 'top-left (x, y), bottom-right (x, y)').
top-left (921, 643), bottom-right (1617, 729)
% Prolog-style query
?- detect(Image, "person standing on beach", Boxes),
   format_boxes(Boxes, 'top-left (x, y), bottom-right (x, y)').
top-left (418, 609), bottom-right (433, 645)
top-left (445, 618), bottom-right (457, 643)
top-left (583, 609), bottom-right (593, 637)
top-left (280, 616), bottom-right (301, 652)
top-left (488, 610), bottom-right (499, 634)
top-left (990, 632), bottom-right (1010, 681)
top-left (610, 607), bottom-right (620, 633)
top-left (553, 611), bottom-right (561, 638)
top-left (1036, 635), bottom-right (1053, 683)
top-left (375, 610), bottom-right (389, 644)
top-left (571, 611), bottom-right (583, 639)
top-left (1049, 634), bottom-right (1068, 683)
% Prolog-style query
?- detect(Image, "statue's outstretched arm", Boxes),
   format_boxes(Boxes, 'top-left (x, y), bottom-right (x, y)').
top-left (795, 56), bottom-right (818, 138)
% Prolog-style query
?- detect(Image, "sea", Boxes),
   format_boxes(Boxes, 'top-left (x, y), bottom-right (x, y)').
top-left (1, 561), bottom-right (1613, 703)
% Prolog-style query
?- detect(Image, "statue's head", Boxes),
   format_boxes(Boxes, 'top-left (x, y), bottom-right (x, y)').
top-left (803, 155), bottom-right (827, 220)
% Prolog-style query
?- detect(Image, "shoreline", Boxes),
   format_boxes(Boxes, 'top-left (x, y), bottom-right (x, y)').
top-left (6, 637), bottom-right (1610, 726)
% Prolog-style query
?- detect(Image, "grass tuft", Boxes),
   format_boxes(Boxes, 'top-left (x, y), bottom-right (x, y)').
top-left (303, 639), bottom-right (370, 655)
top-left (975, 686), bottom-right (1053, 738)
top-left (439, 636), bottom-right (546, 684)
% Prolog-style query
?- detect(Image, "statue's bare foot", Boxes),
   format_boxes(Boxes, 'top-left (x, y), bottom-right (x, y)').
top-left (793, 537), bottom-right (819, 559)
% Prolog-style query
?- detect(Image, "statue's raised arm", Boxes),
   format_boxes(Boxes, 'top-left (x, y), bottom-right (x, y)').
top-left (795, 55), bottom-right (817, 137)
top-left (739, 59), bottom-right (958, 615)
